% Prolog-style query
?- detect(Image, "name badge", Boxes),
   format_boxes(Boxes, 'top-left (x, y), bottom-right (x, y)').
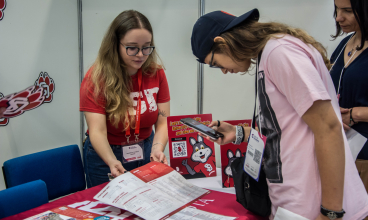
top-left (122, 141), bottom-right (144, 163)
top-left (243, 128), bottom-right (267, 181)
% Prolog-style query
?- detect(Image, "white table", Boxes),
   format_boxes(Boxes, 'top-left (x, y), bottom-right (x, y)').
top-left (187, 168), bottom-right (236, 194)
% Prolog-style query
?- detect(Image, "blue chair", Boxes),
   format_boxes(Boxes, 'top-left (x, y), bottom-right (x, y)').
top-left (2, 144), bottom-right (86, 201)
top-left (0, 179), bottom-right (48, 218)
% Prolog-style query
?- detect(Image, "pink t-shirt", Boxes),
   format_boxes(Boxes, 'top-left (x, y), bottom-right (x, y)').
top-left (258, 35), bottom-right (368, 220)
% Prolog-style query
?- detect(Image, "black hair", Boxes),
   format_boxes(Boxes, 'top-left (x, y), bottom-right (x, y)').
top-left (332, 0), bottom-right (368, 50)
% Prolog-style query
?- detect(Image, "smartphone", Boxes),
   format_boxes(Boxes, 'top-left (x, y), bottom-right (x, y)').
top-left (180, 117), bottom-right (224, 140)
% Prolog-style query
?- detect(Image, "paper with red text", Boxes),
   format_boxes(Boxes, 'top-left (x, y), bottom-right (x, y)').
top-left (24, 206), bottom-right (102, 220)
top-left (94, 162), bottom-right (210, 220)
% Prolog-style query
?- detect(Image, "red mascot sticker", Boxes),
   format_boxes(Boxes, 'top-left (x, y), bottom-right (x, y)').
top-left (0, 0), bottom-right (6, 21)
top-left (34, 72), bottom-right (55, 103)
top-left (1, 86), bottom-right (45, 118)
top-left (0, 93), bottom-right (9, 126)
top-left (0, 72), bottom-right (56, 126)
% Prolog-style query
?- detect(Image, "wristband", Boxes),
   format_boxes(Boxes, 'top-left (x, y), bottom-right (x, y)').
top-left (349, 108), bottom-right (357, 127)
top-left (320, 205), bottom-right (345, 219)
top-left (241, 126), bottom-right (245, 142)
top-left (232, 126), bottom-right (244, 145)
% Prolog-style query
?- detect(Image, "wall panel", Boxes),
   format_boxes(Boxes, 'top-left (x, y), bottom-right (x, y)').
top-left (0, 0), bottom-right (80, 190)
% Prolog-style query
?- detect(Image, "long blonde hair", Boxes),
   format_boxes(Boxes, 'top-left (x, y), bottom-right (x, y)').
top-left (212, 21), bottom-right (331, 70)
top-left (88, 10), bottom-right (162, 129)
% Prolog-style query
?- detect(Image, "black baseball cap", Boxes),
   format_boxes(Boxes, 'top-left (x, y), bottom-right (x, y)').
top-left (191, 9), bottom-right (259, 63)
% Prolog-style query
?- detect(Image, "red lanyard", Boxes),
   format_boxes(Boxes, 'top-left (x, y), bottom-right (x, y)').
top-left (125, 69), bottom-right (143, 143)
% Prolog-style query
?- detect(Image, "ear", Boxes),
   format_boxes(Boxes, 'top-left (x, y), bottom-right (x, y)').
top-left (214, 36), bottom-right (225, 43)
top-left (189, 137), bottom-right (197, 147)
top-left (227, 150), bottom-right (234, 159)
top-left (197, 134), bottom-right (204, 143)
top-left (235, 149), bottom-right (242, 157)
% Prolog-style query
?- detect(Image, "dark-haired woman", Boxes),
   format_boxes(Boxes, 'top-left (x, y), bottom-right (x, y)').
top-left (80, 10), bottom-right (170, 188)
top-left (191, 8), bottom-right (368, 220)
top-left (330, 0), bottom-right (368, 197)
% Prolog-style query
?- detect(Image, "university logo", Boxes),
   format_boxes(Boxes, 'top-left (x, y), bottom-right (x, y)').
top-left (0, 72), bottom-right (55, 126)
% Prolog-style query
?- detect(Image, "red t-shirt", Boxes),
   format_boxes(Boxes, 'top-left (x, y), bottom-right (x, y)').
top-left (80, 67), bottom-right (170, 145)
top-left (194, 156), bottom-right (216, 177)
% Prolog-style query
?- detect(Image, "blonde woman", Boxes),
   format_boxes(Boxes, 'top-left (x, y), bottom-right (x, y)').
top-left (80, 10), bottom-right (170, 188)
top-left (191, 9), bottom-right (368, 220)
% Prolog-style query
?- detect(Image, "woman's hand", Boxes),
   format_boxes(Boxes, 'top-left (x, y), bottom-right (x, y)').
top-left (199, 121), bottom-right (236, 145)
top-left (108, 159), bottom-right (126, 177)
top-left (340, 107), bottom-right (351, 131)
top-left (150, 150), bottom-right (168, 165)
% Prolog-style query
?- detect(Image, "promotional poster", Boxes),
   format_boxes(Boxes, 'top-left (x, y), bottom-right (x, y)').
top-left (167, 114), bottom-right (217, 179)
top-left (220, 119), bottom-right (251, 188)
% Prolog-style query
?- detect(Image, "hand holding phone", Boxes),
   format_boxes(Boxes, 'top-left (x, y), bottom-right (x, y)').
top-left (180, 118), bottom-right (224, 140)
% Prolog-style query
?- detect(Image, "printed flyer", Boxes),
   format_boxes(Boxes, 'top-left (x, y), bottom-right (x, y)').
top-left (25, 206), bottom-right (102, 220)
top-left (220, 120), bottom-right (251, 188)
top-left (93, 162), bottom-right (210, 220)
top-left (167, 114), bottom-right (217, 179)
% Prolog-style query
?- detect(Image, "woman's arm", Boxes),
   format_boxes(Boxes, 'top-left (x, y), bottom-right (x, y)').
top-left (302, 100), bottom-right (345, 220)
top-left (151, 101), bottom-right (170, 164)
top-left (341, 107), bottom-right (368, 131)
top-left (351, 107), bottom-right (368, 123)
top-left (84, 112), bottom-right (126, 177)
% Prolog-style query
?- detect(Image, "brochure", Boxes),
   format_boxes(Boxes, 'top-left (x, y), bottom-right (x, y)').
top-left (25, 206), bottom-right (102, 220)
top-left (94, 162), bottom-right (210, 220)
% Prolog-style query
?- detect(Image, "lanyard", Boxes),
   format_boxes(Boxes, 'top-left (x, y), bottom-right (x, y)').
top-left (329, 33), bottom-right (355, 99)
top-left (125, 69), bottom-right (143, 143)
top-left (252, 55), bottom-right (263, 137)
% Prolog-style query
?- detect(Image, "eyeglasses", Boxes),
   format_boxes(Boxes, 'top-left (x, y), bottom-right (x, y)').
top-left (120, 43), bottom-right (155, 56)
top-left (209, 51), bottom-right (222, 69)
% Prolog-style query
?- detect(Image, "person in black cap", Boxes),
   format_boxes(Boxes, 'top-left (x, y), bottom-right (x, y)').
top-left (191, 9), bottom-right (368, 220)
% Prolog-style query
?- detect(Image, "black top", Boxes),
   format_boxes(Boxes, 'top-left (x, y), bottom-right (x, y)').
top-left (330, 34), bottom-right (368, 160)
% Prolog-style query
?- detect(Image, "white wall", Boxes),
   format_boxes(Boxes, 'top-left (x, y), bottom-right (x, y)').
top-left (0, 0), bottom-right (80, 190)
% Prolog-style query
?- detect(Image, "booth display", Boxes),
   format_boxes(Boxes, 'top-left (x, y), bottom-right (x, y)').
top-left (220, 120), bottom-right (251, 188)
top-left (167, 114), bottom-right (217, 179)
top-left (8, 162), bottom-right (266, 220)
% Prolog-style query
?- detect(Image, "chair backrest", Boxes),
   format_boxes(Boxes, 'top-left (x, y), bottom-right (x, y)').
top-left (3, 144), bottom-right (86, 200)
top-left (0, 179), bottom-right (49, 218)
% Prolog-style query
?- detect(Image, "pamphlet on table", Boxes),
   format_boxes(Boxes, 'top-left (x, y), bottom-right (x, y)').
top-left (93, 161), bottom-right (211, 220)
top-left (167, 114), bottom-right (217, 179)
top-left (26, 205), bottom-right (237, 220)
